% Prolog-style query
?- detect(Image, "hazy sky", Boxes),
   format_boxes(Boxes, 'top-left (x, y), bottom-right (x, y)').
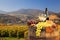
top-left (0, 0), bottom-right (60, 12)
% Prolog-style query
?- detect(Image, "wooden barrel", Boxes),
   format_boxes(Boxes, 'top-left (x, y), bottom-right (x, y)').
top-left (45, 31), bottom-right (59, 40)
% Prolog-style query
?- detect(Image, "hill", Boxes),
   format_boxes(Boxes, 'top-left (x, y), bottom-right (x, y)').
top-left (0, 9), bottom-right (60, 24)
top-left (0, 14), bottom-right (21, 24)
top-left (6, 9), bottom-right (60, 20)
top-left (0, 10), bottom-right (6, 14)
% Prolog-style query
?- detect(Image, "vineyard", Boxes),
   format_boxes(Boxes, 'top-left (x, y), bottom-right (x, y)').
top-left (0, 24), bottom-right (28, 38)
top-left (0, 23), bottom-right (60, 40)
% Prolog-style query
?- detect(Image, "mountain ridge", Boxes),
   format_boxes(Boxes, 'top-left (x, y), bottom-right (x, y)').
top-left (0, 9), bottom-right (60, 24)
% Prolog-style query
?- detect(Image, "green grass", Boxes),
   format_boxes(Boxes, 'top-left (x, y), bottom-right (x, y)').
top-left (0, 37), bottom-right (24, 40)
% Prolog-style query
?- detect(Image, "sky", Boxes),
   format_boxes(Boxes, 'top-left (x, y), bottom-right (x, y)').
top-left (0, 0), bottom-right (60, 12)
